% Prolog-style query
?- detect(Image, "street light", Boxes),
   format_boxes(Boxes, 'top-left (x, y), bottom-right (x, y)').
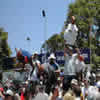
top-left (26, 36), bottom-right (31, 52)
top-left (42, 9), bottom-right (47, 62)
top-left (26, 37), bottom-right (30, 41)
top-left (42, 10), bottom-right (46, 17)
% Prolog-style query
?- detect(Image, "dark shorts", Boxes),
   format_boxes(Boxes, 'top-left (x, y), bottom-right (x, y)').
top-left (63, 75), bottom-right (77, 91)
top-left (45, 71), bottom-right (57, 95)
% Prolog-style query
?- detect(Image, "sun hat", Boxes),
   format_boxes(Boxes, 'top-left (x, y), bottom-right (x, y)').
top-left (48, 53), bottom-right (56, 60)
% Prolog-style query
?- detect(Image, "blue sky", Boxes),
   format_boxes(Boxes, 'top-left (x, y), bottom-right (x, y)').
top-left (0, 0), bottom-right (75, 56)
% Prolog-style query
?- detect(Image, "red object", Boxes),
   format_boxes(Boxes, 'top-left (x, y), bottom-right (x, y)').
top-left (0, 88), bottom-right (4, 92)
top-left (21, 92), bottom-right (25, 100)
top-left (78, 56), bottom-right (84, 61)
top-left (24, 56), bottom-right (28, 63)
top-left (17, 51), bottom-right (22, 57)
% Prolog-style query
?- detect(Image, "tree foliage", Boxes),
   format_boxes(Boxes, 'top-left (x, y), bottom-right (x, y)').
top-left (65, 0), bottom-right (100, 66)
top-left (42, 34), bottom-right (64, 53)
top-left (67, 0), bottom-right (99, 46)
top-left (42, 0), bottom-right (100, 66)
top-left (0, 28), bottom-right (12, 69)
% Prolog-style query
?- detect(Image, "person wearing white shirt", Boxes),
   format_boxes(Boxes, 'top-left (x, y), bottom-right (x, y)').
top-left (81, 79), bottom-right (98, 100)
top-left (64, 16), bottom-right (78, 47)
top-left (29, 52), bottom-right (41, 82)
top-left (63, 47), bottom-right (78, 93)
top-left (74, 48), bottom-right (86, 82)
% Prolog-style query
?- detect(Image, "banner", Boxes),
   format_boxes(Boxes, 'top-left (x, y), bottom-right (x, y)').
top-left (39, 48), bottom-right (90, 65)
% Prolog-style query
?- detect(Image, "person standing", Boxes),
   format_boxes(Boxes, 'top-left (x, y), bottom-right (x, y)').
top-left (64, 16), bottom-right (78, 48)
top-left (74, 48), bottom-right (86, 82)
top-left (63, 47), bottom-right (77, 93)
top-left (41, 53), bottom-right (60, 95)
top-left (29, 52), bottom-right (41, 83)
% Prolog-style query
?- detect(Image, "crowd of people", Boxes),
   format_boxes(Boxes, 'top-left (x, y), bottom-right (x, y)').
top-left (0, 16), bottom-right (100, 100)
top-left (0, 48), bottom-right (100, 100)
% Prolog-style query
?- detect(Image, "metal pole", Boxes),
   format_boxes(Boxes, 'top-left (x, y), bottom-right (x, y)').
top-left (42, 10), bottom-right (47, 62)
top-left (44, 14), bottom-right (47, 62)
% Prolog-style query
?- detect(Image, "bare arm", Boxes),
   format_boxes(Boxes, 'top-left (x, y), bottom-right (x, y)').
top-left (0, 91), bottom-right (5, 99)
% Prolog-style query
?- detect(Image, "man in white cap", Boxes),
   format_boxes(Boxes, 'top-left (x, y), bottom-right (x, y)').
top-left (41, 53), bottom-right (60, 74)
top-left (41, 53), bottom-right (60, 95)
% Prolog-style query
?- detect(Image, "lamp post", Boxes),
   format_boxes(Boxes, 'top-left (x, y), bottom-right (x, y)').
top-left (26, 36), bottom-right (31, 52)
top-left (42, 9), bottom-right (47, 62)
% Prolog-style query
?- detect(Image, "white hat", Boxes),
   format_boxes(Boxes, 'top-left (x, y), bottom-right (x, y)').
top-left (48, 53), bottom-right (56, 60)
top-left (5, 89), bottom-right (14, 96)
top-left (32, 51), bottom-right (38, 55)
top-left (71, 79), bottom-right (78, 85)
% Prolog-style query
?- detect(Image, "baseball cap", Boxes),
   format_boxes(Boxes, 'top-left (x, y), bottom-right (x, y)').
top-left (48, 53), bottom-right (56, 60)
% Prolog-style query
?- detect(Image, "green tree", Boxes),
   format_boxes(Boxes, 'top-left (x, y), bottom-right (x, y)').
top-left (42, 0), bottom-right (100, 67)
top-left (0, 28), bottom-right (12, 69)
top-left (63, 0), bottom-right (100, 66)
top-left (64, 0), bottom-right (99, 47)
top-left (42, 34), bottom-right (64, 53)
